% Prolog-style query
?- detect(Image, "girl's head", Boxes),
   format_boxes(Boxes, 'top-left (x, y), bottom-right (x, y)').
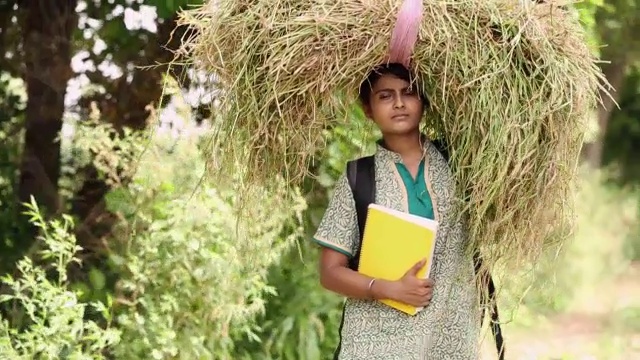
top-left (358, 63), bottom-right (427, 136)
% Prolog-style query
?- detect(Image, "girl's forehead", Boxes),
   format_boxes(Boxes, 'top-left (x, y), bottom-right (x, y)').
top-left (373, 75), bottom-right (410, 89)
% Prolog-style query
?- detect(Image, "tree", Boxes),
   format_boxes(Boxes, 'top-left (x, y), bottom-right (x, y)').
top-left (17, 0), bottom-right (78, 218)
top-left (0, 0), bottom-right (200, 265)
top-left (579, 0), bottom-right (640, 168)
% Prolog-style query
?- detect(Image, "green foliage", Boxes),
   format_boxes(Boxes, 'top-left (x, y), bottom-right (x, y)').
top-left (94, 120), bottom-right (306, 359)
top-left (314, 105), bottom-right (377, 186)
top-left (62, 103), bottom-right (148, 197)
top-left (573, 0), bottom-right (606, 54)
top-left (603, 68), bottom-right (640, 185)
top-left (232, 246), bottom-right (343, 360)
top-left (0, 198), bottom-right (120, 359)
top-left (60, 75), bottom-right (317, 359)
top-left (595, 0), bottom-right (640, 58)
top-left (0, 73), bottom-right (28, 271)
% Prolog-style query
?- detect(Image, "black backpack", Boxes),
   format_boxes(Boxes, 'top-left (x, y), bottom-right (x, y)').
top-left (334, 140), bottom-right (505, 360)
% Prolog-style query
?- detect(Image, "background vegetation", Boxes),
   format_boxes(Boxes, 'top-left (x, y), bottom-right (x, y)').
top-left (0, 0), bottom-right (639, 359)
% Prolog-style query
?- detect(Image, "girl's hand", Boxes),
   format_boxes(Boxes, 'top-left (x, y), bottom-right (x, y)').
top-left (378, 259), bottom-right (434, 307)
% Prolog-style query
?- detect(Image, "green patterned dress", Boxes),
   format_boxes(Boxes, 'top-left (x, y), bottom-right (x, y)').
top-left (313, 141), bottom-right (480, 359)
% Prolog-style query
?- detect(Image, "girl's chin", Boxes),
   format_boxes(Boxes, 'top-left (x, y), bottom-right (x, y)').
top-left (381, 126), bottom-right (420, 136)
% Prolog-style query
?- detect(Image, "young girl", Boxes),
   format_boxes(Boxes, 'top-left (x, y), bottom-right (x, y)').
top-left (314, 63), bottom-right (479, 359)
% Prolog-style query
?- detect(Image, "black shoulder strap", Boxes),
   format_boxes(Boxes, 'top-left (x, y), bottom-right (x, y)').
top-left (345, 155), bottom-right (375, 271)
top-left (334, 155), bottom-right (375, 360)
top-left (432, 138), bottom-right (449, 161)
top-left (474, 254), bottom-right (505, 360)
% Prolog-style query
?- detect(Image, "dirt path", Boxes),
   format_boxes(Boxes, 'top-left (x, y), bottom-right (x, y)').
top-left (481, 262), bottom-right (640, 360)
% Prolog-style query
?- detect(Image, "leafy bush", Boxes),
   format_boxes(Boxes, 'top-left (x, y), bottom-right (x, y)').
top-left (100, 125), bottom-right (306, 359)
top-left (231, 245), bottom-right (344, 360)
top-left (0, 198), bottom-right (120, 359)
top-left (59, 79), bottom-right (312, 359)
top-left (61, 102), bottom-right (148, 199)
top-left (0, 73), bottom-right (28, 271)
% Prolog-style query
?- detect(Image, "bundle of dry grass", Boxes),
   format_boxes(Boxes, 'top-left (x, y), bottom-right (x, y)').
top-left (177, 0), bottom-right (606, 265)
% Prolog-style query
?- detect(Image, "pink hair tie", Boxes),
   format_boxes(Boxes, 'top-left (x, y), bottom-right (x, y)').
top-left (388, 0), bottom-right (423, 67)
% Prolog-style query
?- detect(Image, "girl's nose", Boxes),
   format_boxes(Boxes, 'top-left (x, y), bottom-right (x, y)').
top-left (394, 93), bottom-right (405, 109)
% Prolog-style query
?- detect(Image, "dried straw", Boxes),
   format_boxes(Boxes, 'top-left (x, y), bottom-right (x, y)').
top-left (176, 0), bottom-right (607, 265)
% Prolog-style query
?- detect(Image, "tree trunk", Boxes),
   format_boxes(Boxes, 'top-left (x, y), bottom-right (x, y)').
top-left (18, 0), bottom-right (77, 216)
top-left (582, 58), bottom-right (627, 169)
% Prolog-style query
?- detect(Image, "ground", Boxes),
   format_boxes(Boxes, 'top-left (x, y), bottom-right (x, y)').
top-left (481, 262), bottom-right (640, 360)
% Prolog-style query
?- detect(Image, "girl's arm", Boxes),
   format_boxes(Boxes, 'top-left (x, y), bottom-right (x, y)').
top-left (319, 247), bottom-right (393, 300)
top-left (319, 248), bottom-right (433, 307)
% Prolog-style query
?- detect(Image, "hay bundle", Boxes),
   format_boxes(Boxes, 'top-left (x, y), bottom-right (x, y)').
top-left (177, 0), bottom-right (606, 265)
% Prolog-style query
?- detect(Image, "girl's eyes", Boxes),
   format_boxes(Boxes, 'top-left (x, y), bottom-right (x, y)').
top-left (377, 89), bottom-right (417, 100)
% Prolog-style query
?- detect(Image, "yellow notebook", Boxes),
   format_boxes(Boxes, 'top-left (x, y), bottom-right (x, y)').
top-left (358, 203), bottom-right (438, 316)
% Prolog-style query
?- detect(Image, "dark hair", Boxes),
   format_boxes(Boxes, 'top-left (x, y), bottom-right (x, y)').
top-left (358, 63), bottom-right (428, 107)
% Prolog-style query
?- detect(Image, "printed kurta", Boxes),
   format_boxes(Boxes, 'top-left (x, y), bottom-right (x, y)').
top-left (313, 141), bottom-right (480, 359)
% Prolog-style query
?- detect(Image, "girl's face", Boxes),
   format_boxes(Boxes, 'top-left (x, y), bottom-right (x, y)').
top-left (364, 74), bottom-right (424, 136)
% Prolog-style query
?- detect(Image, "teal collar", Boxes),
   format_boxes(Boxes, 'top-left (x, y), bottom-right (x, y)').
top-left (375, 137), bottom-right (429, 164)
